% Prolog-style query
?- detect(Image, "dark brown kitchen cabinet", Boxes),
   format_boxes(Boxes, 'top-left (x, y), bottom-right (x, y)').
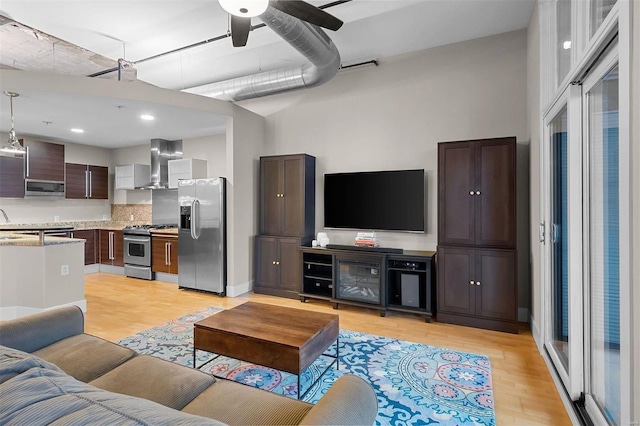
top-left (24, 140), bottom-right (65, 182)
top-left (437, 136), bottom-right (518, 333)
top-left (259, 154), bottom-right (315, 237)
top-left (65, 163), bottom-right (109, 199)
top-left (437, 247), bottom-right (518, 333)
top-left (99, 229), bottom-right (124, 267)
top-left (438, 137), bottom-right (516, 248)
top-left (71, 229), bottom-right (97, 265)
top-left (152, 235), bottom-right (178, 274)
top-left (0, 155), bottom-right (25, 198)
top-left (254, 235), bottom-right (303, 299)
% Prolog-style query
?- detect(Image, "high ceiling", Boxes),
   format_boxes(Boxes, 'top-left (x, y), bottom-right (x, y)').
top-left (0, 0), bottom-right (534, 148)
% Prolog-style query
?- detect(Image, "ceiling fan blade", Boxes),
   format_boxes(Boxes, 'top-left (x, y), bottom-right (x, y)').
top-left (230, 15), bottom-right (251, 47)
top-left (270, 0), bottom-right (343, 31)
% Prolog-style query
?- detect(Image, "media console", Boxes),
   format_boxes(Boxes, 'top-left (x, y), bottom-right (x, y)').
top-left (299, 246), bottom-right (436, 322)
top-left (325, 244), bottom-right (403, 254)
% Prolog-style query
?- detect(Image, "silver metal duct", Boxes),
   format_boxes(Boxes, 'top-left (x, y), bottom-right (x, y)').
top-left (138, 138), bottom-right (183, 189)
top-left (185, 7), bottom-right (340, 101)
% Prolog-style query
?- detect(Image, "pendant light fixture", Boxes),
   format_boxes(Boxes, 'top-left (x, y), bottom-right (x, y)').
top-left (218, 0), bottom-right (269, 17)
top-left (1, 91), bottom-right (25, 154)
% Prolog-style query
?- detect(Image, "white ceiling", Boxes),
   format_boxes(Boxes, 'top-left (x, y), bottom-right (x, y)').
top-left (0, 0), bottom-right (534, 148)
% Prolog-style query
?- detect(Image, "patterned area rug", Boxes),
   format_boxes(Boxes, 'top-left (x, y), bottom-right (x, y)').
top-left (117, 307), bottom-right (495, 426)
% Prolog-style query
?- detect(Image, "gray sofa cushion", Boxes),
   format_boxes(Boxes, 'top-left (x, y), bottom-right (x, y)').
top-left (182, 378), bottom-right (313, 425)
top-left (0, 366), bottom-right (226, 426)
top-left (90, 354), bottom-right (216, 410)
top-left (33, 334), bottom-right (136, 383)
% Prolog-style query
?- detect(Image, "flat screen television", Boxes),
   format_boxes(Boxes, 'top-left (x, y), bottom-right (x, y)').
top-left (324, 169), bottom-right (425, 232)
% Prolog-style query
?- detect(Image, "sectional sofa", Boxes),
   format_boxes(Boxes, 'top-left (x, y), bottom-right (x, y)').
top-left (0, 306), bottom-right (378, 425)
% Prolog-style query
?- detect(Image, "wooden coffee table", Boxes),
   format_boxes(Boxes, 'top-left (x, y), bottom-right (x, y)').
top-left (193, 302), bottom-right (339, 399)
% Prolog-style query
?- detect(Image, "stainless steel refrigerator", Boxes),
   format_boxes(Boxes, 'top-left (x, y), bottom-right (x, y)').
top-left (178, 178), bottom-right (226, 295)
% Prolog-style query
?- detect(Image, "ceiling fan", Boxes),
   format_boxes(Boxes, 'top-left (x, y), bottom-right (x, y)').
top-left (218, 0), bottom-right (344, 47)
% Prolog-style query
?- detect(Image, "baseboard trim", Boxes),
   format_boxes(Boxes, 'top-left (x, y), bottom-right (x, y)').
top-left (530, 315), bottom-right (543, 353)
top-left (155, 272), bottom-right (178, 284)
top-left (98, 265), bottom-right (124, 275)
top-left (84, 264), bottom-right (100, 274)
top-left (518, 307), bottom-right (530, 323)
top-left (226, 280), bottom-right (252, 297)
top-left (0, 299), bottom-right (87, 321)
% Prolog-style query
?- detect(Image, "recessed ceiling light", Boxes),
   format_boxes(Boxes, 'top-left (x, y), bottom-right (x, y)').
top-left (563, 40), bottom-right (572, 50)
top-left (140, 114), bottom-right (155, 121)
top-left (71, 128), bottom-right (84, 133)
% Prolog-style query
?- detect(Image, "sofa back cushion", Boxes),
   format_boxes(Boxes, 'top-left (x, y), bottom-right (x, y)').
top-left (0, 306), bottom-right (84, 353)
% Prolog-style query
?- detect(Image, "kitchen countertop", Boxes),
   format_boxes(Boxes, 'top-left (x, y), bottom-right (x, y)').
top-left (149, 228), bottom-right (178, 236)
top-left (0, 234), bottom-right (84, 247)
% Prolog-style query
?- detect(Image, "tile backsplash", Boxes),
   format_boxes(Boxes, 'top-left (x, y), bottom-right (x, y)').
top-left (111, 204), bottom-right (152, 224)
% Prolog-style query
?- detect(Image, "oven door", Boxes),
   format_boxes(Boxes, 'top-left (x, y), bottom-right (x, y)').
top-left (123, 235), bottom-right (151, 266)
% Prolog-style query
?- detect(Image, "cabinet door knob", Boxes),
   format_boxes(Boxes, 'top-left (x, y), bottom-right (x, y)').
top-left (475, 191), bottom-right (481, 195)
top-left (476, 281), bottom-right (481, 286)
top-left (469, 191), bottom-right (474, 195)
top-left (276, 261), bottom-right (280, 265)
top-left (469, 280), bottom-right (475, 285)
top-left (272, 261), bottom-right (276, 265)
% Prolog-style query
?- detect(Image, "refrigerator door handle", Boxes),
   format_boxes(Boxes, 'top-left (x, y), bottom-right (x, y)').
top-left (192, 199), bottom-right (201, 240)
top-left (190, 199), bottom-right (197, 240)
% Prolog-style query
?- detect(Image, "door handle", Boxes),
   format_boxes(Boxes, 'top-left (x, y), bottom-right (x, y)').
top-left (85, 170), bottom-right (89, 198)
top-left (551, 224), bottom-right (559, 244)
top-left (109, 231), bottom-right (114, 260)
top-left (25, 146), bottom-right (30, 177)
top-left (89, 171), bottom-right (93, 198)
top-left (168, 242), bottom-right (171, 266)
top-left (193, 199), bottom-right (201, 239)
top-left (190, 200), bottom-right (197, 240)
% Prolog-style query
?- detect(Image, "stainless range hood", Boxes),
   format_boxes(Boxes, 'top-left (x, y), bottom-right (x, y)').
top-left (137, 138), bottom-right (183, 189)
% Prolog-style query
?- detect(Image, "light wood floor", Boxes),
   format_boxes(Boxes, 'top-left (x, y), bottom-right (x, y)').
top-left (84, 273), bottom-right (570, 425)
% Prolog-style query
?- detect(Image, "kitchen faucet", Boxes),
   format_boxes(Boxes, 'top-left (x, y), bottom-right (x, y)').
top-left (0, 209), bottom-right (9, 223)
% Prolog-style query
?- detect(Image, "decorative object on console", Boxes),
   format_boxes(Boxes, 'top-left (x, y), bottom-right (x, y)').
top-left (355, 231), bottom-right (378, 247)
top-left (437, 137), bottom-right (518, 333)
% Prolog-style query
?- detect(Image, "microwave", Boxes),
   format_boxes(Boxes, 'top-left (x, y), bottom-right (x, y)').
top-left (24, 179), bottom-right (65, 198)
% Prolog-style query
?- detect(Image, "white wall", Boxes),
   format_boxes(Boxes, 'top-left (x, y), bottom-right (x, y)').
top-left (240, 29), bottom-right (531, 313)
top-left (527, 2), bottom-right (542, 343)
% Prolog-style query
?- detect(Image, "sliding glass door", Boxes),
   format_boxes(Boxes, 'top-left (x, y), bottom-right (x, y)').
top-left (583, 55), bottom-right (621, 425)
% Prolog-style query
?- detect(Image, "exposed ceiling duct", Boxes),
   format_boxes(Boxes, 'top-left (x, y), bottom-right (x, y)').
top-left (184, 6), bottom-right (341, 102)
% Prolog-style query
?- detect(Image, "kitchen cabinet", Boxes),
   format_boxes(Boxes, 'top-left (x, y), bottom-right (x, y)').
top-left (99, 229), bottom-right (124, 266)
top-left (437, 247), bottom-right (518, 333)
top-left (0, 155), bottom-right (25, 198)
top-left (71, 229), bottom-right (97, 265)
top-left (254, 235), bottom-right (302, 299)
top-left (152, 235), bottom-right (178, 274)
top-left (437, 136), bottom-right (517, 333)
top-left (65, 163), bottom-right (108, 199)
top-left (259, 154), bottom-right (315, 237)
top-left (24, 140), bottom-right (65, 182)
top-left (438, 137), bottom-right (516, 248)
top-left (168, 158), bottom-right (207, 188)
top-left (115, 164), bottom-right (150, 190)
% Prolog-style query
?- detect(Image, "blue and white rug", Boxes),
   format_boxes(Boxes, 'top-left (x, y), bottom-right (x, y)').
top-left (117, 306), bottom-right (495, 426)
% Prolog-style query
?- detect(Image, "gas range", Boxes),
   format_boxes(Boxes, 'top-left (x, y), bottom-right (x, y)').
top-left (122, 224), bottom-right (176, 236)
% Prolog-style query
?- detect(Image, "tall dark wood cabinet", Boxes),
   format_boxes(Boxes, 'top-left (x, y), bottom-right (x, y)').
top-left (437, 137), bottom-right (518, 333)
top-left (255, 154), bottom-right (315, 299)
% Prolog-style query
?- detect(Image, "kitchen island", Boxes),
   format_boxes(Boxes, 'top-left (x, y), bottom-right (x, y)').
top-left (0, 226), bottom-right (85, 320)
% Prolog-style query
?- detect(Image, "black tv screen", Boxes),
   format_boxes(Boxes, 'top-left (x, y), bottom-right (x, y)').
top-left (324, 169), bottom-right (425, 232)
